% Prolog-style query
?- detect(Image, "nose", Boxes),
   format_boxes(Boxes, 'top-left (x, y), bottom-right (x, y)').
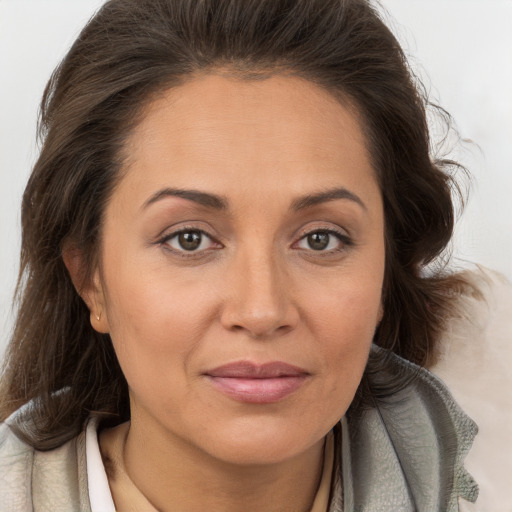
top-left (220, 248), bottom-right (299, 339)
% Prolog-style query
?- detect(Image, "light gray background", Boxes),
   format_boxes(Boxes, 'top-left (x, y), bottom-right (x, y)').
top-left (1, 0), bottom-right (511, 354)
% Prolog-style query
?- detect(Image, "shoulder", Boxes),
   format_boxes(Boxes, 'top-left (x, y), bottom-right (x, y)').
top-left (0, 407), bottom-right (90, 512)
top-left (0, 412), bottom-right (37, 511)
top-left (429, 266), bottom-right (512, 511)
top-left (0, 422), bottom-right (37, 511)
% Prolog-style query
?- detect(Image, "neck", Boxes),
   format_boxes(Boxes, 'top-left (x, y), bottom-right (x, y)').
top-left (120, 409), bottom-right (326, 512)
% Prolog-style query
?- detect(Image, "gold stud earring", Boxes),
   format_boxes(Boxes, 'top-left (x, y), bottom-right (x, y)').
top-left (96, 311), bottom-right (101, 322)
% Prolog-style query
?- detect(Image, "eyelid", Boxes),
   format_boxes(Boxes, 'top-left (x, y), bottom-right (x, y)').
top-left (157, 225), bottom-right (223, 256)
top-left (292, 225), bottom-right (354, 252)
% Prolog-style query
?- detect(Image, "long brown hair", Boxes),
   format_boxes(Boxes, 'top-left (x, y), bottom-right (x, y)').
top-left (1, 0), bottom-right (472, 449)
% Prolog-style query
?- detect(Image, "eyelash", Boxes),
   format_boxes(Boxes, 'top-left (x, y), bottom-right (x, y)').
top-left (157, 227), bottom-right (222, 258)
top-left (293, 228), bottom-right (353, 254)
top-left (157, 226), bottom-right (353, 258)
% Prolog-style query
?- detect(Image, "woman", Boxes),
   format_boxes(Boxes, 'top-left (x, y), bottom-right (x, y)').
top-left (0, 0), bottom-right (508, 510)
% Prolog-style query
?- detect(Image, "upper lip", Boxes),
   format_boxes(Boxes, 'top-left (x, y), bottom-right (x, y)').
top-left (205, 361), bottom-right (309, 378)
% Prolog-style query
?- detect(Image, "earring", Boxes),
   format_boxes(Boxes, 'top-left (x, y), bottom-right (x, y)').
top-left (96, 311), bottom-right (101, 322)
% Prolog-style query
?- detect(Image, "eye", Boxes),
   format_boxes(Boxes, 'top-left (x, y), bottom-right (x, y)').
top-left (295, 230), bottom-right (347, 252)
top-left (163, 229), bottom-right (217, 253)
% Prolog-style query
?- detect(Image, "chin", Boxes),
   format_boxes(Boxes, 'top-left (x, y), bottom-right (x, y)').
top-left (207, 441), bottom-right (308, 467)
top-left (196, 419), bottom-right (324, 467)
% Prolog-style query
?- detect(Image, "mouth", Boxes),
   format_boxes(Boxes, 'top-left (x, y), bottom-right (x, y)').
top-left (203, 361), bottom-right (310, 404)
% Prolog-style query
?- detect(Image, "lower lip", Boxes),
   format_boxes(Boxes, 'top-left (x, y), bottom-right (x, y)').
top-left (205, 376), bottom-right (308, 403)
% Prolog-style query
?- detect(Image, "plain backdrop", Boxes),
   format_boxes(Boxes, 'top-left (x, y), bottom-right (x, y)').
top-left (1, 0), bottom-right (511, 354)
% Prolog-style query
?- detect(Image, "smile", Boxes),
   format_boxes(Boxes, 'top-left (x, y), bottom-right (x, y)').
top-left (204, 361), bottom-right (310, 404)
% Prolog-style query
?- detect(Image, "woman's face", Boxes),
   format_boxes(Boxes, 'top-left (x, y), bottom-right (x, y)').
top-left (92, 74), bottom-right (385, 465)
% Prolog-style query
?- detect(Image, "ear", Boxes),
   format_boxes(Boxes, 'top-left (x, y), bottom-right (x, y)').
top-left (62, 242), bottom-right (110, 334)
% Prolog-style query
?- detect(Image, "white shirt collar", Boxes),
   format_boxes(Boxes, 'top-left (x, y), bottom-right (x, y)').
top-left (86, 416), bottom-right (116, 512)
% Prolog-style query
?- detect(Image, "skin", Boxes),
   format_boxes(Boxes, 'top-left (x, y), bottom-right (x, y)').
top-left (74, 74), bottom-right (385, 511)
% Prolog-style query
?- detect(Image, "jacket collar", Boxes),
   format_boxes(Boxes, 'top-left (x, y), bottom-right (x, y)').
top-left (332, 346), bottom-right (478, 512)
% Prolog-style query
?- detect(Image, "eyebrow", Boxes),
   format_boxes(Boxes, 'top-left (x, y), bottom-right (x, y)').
top-left (142, 188), bottom-right (228, 211)
top-left (291, 187), bottom-right (367, 212)
top-left (142, 186), bottom-right (366, 212)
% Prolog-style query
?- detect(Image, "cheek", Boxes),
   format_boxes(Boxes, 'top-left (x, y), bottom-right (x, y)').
top-left (100, 254), bottom-right (221, 387)
top-left (314, 293), bottom-right (377, 379)
top-left (103, 235), bottom-right (213, 325)
top-left (303, 264), bottom-right (384, 404)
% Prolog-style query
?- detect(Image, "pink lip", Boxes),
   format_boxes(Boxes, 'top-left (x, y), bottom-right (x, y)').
top-left (204, 361), bottom-right (309, 404)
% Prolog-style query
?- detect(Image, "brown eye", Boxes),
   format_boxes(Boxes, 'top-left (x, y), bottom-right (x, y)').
top-left (164, 229), bottom-right (217, 253)
top-left (178, 231), bottom-right (202, 251)
top-left (307, 232), bottom-right (330, 251)
top-left (295, 229), bottom-right (348, 253)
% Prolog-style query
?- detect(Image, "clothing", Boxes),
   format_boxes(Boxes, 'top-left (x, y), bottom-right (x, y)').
top-left (86, 418), bottom-right (116, 511)
top-left (0, 267), bottom-right (510, 511)
top-left (340, 347), bottom-right (477, 511)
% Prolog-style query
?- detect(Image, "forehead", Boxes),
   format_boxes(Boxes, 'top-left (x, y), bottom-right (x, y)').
top-left (117, 73), bottom-right (378, 208)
